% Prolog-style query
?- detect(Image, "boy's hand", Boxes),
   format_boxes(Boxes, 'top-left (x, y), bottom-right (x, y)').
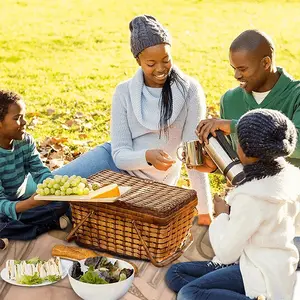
top-left (213, 194), bottom-right (230, 217)
top-left (34, 199), bottom-right (52, 206)
top-left (15, 195), bottom-right (51, 213)
top-left (196, 118), bottom-right (231, 145)
top-left (146, 149), bottom-right (176, 171)
top-left (30, 194), bottom-right (52, 206)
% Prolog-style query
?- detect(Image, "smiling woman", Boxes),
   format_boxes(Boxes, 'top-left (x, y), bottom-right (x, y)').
top-left (135, 43), bottom-right (172, 88)
top-left (52, 14), bottom-right (213, 225)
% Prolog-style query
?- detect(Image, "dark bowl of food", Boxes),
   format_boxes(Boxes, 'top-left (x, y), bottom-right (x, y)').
top-left (68, 256), bottom-right (134, 300)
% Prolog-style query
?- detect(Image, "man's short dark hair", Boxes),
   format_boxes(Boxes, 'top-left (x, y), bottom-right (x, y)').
top-left (230, 30), bottom-right (275, 59)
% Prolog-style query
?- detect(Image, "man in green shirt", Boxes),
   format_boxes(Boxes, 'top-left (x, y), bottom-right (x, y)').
top-left (196, 29), bottom-right (300, 264)
top-left (197, 29), bottom-right (300, 167)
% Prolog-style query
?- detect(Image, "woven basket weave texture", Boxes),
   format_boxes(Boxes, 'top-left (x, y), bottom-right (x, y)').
top-left (70, 170), bottom-right (197, 263)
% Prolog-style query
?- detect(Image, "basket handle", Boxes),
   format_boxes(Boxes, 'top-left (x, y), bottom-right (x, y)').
top-left (65, 210), bottom-right (94, 242)
top-left (132, 221), bottom-right (193, 267)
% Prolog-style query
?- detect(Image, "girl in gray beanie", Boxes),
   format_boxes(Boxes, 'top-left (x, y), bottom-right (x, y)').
top-left (237, 108), bottom-right (297, 182)
top-left (166, 108), bottom-right (300, 300)
top-left (50, 15), bottom-right (213, 225)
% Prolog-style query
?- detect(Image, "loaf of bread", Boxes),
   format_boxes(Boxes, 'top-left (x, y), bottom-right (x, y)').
top-left (51, 244), bottom-right (101, 260)
top-left (52, 244), bottom-right (138, 274)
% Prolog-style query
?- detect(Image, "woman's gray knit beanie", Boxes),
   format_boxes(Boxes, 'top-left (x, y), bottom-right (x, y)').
top-left (129, 15), bottom-right (171, 58)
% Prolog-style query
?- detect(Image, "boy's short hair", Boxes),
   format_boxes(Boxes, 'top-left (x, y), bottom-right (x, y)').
top-left (0, 90), bottom-right (22, 121)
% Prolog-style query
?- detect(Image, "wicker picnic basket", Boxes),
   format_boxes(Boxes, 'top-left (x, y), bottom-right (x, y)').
top-left (66, 170), bottom-right (197, 267)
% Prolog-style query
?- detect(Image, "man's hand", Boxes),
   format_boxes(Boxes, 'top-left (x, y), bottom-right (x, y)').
top-left (146, 149), bottom-right (176, 171)
top-left (188, 150), bottom-right (218, 173)
top-left (196, 118), bottom-right (232, 145)
top-left (213, 194), bottom-right (230, 217)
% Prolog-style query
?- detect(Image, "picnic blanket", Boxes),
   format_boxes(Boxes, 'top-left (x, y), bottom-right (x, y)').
top-left (0, 220), bottom-right (299, 300)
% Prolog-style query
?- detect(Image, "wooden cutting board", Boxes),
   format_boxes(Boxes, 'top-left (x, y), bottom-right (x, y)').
top-left (34, 186), bottom-right (131, 203)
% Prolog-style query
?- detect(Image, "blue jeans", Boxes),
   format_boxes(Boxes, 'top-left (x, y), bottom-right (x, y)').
top-left (53, 142), bottom-right (123, 177)
top-left (0, 201), bottom-right (69, 240)
top-left (26, 142), bottom-right (124, 195)
top-left (165, 261), bottom-right (253, 300)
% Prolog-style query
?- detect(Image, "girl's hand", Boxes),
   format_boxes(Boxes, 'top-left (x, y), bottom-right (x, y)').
top-left (146, 149), bottom-right (176, 171)
top-left (213, 194), bottom-right (230, 217)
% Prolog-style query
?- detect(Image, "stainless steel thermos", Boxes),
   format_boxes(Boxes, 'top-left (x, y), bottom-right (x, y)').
top-left (204, 131), bottom-right (245, 185)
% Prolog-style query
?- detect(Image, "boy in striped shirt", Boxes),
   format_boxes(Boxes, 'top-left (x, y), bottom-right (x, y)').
top-left (0, 90), bottom-right (69, 241)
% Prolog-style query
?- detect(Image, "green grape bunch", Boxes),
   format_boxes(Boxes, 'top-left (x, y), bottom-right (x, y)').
top-left (36, 175), bottom-right (100, 196)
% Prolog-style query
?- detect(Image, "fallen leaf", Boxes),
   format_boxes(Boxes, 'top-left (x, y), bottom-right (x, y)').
top-left (84, 115), bottom-right (94, 121)
top-left (37, 136), bottom-right (90, 170)
top-left (79, 133), bottom-right (88, 139)
top-left (65, 120), bottom-right (75, 127)
top-left (83, 123), bottom-right (93, 129)
top-left (50, 144), bottom-right (64, 151)
top-left (26, 112), bottom-right (41, 117)
top-left (61, 124), bottom-right (70, 130)
top-left (53, 137), bottom-right (69, 144)
top-left (47, 108), bottom-right (55, 115)
top-left (74, 112), bottom-right (84, 118)
top-left (40, 137), bottom-right (69, 147)
top-left (74, 119), bottom-right (82, 125)
top-left (49, 158), bottom-right (65, 170)
top-left (40, 156), bottom-right (47, 162)
top-left (48, 151), bottom-right (64, 160)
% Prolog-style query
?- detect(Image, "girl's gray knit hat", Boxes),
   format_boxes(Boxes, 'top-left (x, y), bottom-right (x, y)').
top-left (237, 108), bottom-right (297, 160)
top-left (129, 15), bottom-right (171, 58)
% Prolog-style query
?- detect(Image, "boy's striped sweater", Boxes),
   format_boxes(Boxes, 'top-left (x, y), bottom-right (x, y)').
top-left (0, 133), bottom-right (52, 220)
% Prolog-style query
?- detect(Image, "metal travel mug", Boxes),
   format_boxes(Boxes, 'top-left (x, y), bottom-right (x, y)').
top-left (177, 140), bottom-right (203, 166)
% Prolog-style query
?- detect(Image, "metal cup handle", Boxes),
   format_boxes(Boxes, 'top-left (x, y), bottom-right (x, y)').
top-left (176, 145), bottom-right (185, 163)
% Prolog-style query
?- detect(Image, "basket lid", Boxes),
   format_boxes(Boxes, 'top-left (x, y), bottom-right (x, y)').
top-left (88, 170), bottom-right (197, 218)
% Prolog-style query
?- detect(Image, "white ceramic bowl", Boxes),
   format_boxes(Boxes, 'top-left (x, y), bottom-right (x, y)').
top-left (68, 257), bottom-right (134, 300)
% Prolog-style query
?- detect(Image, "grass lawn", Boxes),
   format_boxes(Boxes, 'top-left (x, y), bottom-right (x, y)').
top-left (0, 0), bottom-right (300, 191)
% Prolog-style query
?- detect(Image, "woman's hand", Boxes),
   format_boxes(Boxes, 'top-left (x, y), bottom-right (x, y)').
top-left (146, 149), bottom-right (176, 171)
top-left (213, 194), bottom-right (230, 217)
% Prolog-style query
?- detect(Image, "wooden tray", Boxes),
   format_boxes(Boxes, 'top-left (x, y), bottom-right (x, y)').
top-left (34, 186), bottom-right (131, 203)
